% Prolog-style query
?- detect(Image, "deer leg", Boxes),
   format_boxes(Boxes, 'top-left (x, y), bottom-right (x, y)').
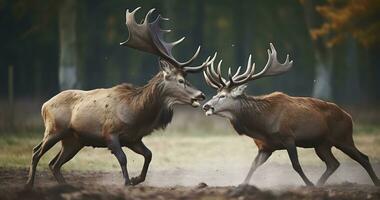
top-left (335, 143), bottom-right (380, 186)
top-left (51, 138), bottom-right (83, 184)
top-left (25, 141), bottom-right (43, 188)
top-left (25, 133), bottom-right (63, 188)
top-left (127, 140), bottom-right (152, 185)
top-left (107, 135), bottom-right (131, 186)
top-left (32, 141), bottom-right (43, 154)
top-left (242, 149), bottom-right (272, 185)
top-left (314, 144), bottom-right (340, 186)
top-left (49, 149), bottom-right (62, 171)
top-left (285, 141), bottom-right (314, 186)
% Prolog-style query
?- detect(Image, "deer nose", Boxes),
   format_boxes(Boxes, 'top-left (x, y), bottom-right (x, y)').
top-left (203, 104), bottom-right (211, 111)
top-left (195, 92), bottom-right (205, 101)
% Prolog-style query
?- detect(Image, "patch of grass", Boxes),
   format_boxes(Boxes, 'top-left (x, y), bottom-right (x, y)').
top-left (0, 129), bottom-right (380, 173)
top-left (354, 122), bottom-right (380, 135)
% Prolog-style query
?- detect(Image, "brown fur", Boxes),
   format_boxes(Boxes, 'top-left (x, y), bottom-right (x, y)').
top-left (39, 72), bottom-right (171, 144)
top-left (26, 70), bottom-right (205, 187)
top-left (116, 73), bottom-right (164, 111)
top-left (235, 92), bottom-right (352, 149)
top-left (228, 92), bottom-right (379, 186)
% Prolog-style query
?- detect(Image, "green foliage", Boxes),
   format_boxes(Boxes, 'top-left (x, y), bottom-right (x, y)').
top-left (354, 123), bottom-right (380, 135)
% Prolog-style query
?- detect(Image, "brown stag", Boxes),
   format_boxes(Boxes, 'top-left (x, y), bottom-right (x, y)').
top-left (26, 7), bottom-right (211, 187)
top-left (202, 43), bottom-right (380, 186)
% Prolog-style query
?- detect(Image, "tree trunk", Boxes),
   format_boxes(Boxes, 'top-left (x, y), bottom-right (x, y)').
top-left (302, 0), bottom-right (333, 100)
top-left (342, 38), bottom-right (360, 103)
top-left (312, 50), bottom-right (332, 99)
top-left (58, 0), bottom-right (78, 90)
top-left (368, 45), bottom-right (380, 104)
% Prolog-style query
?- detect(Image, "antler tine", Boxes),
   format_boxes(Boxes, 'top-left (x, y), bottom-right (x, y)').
top-left (181, 46), bottom-right (201, 66)
top-left (228, 67), bottom-right (234, 85)
top-left (217, 60), bottom-right (227, 87)
top-left (143, 8), bottom-right (155, 24)
top-left (228, 63), bottom-right (255, 86)
top-left (202, 53), bottom-right (231, 89)
top-left (130, 7), bottom-right (141, 22)
top-left (209, 58), bottom-right (219, 79)
top-left (206, 66), bottom-right (220, 86)
top-left (232, 66), bottom-right (242, 79)
top-left (206, 64), bottom-right (225, 88)
top-left (184, 53), bottom-right (211, 73)
top-left (203, 71), bottom-right (220, 89)
top-left (151, 15), bottom-right (206, 70)
top-left (208, 58), bottom-right (217, 78)
top-left (226, 65), bottom-right (245, 87)
top-left (171, 37), bottom-right (185, 46)
top-left (182, 46), bottom-right (214, 73)
top-left (122, 7), bottom-right (172, 59)
top-left (203, 43), bottom-right (293, 90)
top-left (250, 43), bottom-right (293, 80)
top-left (231, 54), bottom-right (254, 83)
top-left (207, 57), bottom-right (225, 86)
top-left (121, 7), bottom-right (207, 71)
top-left (208, 52), bottom-right (218, 65)
top-left (248, 47), bottom-right (273, 78)
top-left (207, 54), bottom-right (224, 85)
top-left (229, 54), bottom-right (255, 87)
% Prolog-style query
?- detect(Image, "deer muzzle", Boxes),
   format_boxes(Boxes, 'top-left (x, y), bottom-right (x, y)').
top-left (191, 92), bottom-right (205, 108)
top-left (202, 104), bottom-right (214, 116)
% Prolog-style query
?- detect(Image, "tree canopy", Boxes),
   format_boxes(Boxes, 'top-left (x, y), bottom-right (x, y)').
top-left (311, 0), bottom-right (380, 47)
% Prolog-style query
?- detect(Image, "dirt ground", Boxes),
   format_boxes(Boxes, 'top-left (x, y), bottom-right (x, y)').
top-left (1, 165), bottom-right (379, 200)
top-left (1, 108), bottom-right (380, 199)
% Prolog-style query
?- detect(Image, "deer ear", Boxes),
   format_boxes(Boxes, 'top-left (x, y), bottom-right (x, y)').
top-left (159, 59), bottom-right (173, 79)
top-left (159, 59), bottom-right (172, 73)
top-left (231, 84), bottom-right (247, 97)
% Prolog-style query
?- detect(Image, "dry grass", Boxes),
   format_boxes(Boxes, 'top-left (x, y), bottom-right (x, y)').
top-left (1, 124), bottom-right (379, 173)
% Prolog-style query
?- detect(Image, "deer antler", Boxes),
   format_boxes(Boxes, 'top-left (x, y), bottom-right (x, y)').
top-left (203, 43), bottom-right (293, 89)
top-left (120, 7), bottom-right (209, 73)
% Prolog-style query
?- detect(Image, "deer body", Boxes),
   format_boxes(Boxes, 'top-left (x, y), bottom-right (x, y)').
top-left (42, 74), bottom-right (172, 148)
top-left (202, 43), bottom-right (379, 186)
top-left (26, 8), bottom-right (212, 188)
top-left (230, 92), bottom-right (352, 150)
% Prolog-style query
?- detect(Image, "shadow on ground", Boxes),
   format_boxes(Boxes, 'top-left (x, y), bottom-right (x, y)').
top-left (1, 168), bottom-right (380, 200)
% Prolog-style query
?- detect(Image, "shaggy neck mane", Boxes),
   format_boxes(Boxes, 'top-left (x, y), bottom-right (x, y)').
top-left (239, 95), bottom-right (271, 116)
top-left (229, 95), bottom-right (271, 135)
top-left (122, 72), bottom-right (165, 109)
top-left (115, 72), bottom-right (173, 130)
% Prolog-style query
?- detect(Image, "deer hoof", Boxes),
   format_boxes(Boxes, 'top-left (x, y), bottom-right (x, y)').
top-left (130, 176), bottom-right (144, 185)
top-left (124, 180), bottom-right (132, 186)
top-left (306, 181), bottom-right (315, 187)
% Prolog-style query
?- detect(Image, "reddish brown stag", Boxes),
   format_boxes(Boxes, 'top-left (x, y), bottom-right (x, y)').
top-left (26, 7), bottom-right (211, 187)
top-left (202, 43), bottom-right (380, 186)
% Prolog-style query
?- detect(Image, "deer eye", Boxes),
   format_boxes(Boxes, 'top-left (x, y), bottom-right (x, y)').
top-left (219, 95), bottom-right (226, 99)
top-left (178, 79), bottom-right (185, 84)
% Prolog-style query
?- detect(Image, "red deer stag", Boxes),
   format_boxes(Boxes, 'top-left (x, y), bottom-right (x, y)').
top-left (26, 7), bottom-right (211, 187)
top-left (202, 43), bottom-right (380, 186)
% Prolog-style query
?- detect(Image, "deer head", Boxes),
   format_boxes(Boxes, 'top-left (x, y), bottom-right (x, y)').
top-left (202, 43), bottom-right (293, 116)
top-left (121, 7), bottom-right (212, 107)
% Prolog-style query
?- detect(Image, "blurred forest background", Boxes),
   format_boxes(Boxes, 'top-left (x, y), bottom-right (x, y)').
top-left (0, 0), bottom-right (379, 132)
